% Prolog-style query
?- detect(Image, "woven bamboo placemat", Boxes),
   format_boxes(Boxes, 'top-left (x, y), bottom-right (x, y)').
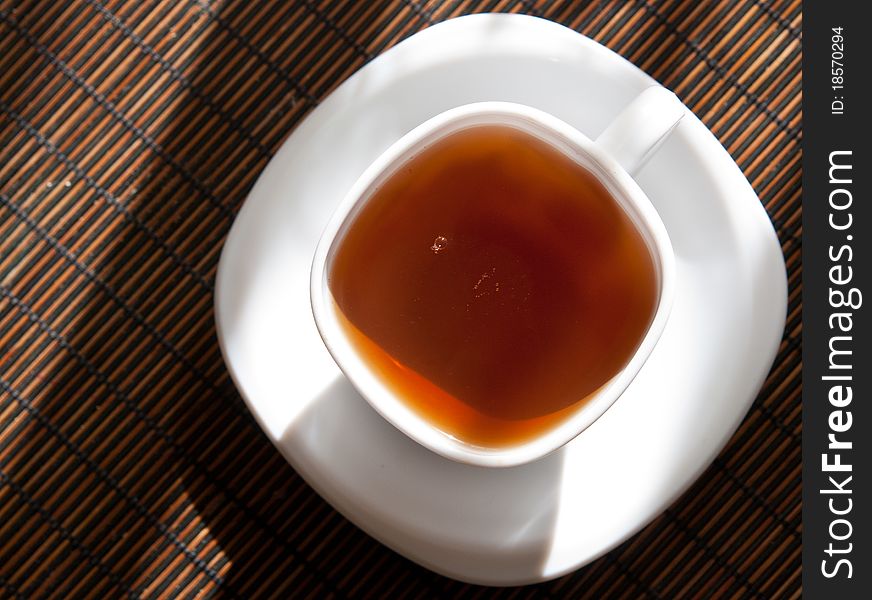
top-left (0, 1), bottom-right (801, 598)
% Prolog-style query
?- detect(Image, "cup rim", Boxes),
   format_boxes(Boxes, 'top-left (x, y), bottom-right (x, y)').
top-left (310, 101), bottom-right (676, 467)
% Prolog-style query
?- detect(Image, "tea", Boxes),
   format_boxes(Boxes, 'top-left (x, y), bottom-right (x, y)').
top-left (328, 124), bottom-right (658, 448)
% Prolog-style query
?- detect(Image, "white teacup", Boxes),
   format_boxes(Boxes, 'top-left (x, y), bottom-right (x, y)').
top-left (311, 87), bottom-right (683, 467)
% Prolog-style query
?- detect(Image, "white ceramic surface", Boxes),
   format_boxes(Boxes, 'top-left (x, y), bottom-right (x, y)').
top-left (310, 99), bottom-right (679, 468)
top-left (214, 14), bottom-right (787, 586)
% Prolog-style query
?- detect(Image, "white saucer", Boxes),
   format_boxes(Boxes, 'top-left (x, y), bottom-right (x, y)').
top-left (214, 15), bottom-right (787, 586)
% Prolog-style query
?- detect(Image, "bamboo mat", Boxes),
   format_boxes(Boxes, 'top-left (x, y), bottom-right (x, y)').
top-left (0, 1), bottom-right (801, 598)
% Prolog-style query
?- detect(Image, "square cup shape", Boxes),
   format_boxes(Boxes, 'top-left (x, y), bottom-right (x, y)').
top-left (310, 102), bottom-right (675, 468)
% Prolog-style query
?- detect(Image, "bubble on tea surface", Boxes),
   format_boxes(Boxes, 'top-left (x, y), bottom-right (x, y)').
top-left (430, 235), bottom-right (448, 254)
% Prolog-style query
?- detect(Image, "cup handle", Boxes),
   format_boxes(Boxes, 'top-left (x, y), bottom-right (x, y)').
top-left (595, 86), bottom-right (685, 176)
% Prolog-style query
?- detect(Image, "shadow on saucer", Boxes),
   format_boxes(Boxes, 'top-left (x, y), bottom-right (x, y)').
top-left (279, 374), bottom-right (565, 588)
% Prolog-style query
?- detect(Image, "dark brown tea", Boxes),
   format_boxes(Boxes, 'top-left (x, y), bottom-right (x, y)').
top-left (328, 124), bottom-right (658, 447)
